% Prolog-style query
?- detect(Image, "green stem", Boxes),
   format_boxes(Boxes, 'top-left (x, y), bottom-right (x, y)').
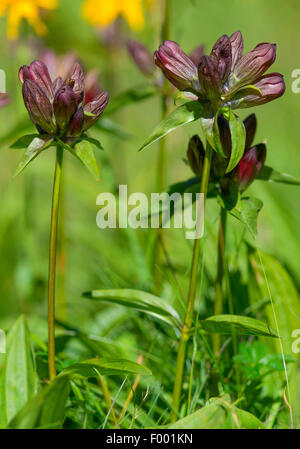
top-left (48, 145), bottom-right (64, 381)
top-left (212, 207), bottom-right (227, 355)
top-left (172, 142), bottom-right (213, 422)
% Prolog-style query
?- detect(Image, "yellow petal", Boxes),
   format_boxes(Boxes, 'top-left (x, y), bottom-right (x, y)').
top-left (121, 0), bottom-right (145, 30)
top-left (82, 0), bottom-right (120, 27)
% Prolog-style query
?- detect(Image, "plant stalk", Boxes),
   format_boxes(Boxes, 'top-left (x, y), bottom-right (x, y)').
top-left (212, 207), bottom-right (227, 354)
top-left (172, 143), bottom-right (213, 422)
top-left (48, 145), bottom-right (64, 381)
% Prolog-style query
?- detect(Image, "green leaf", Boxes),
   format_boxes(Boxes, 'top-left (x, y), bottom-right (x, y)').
top-left (94, 117), bottom-right (132, 140)
top-left (169, 396), bottom-right (265, 429)
top-left (80, 136), bottom-right (103, 151)
top-left (8, 374), bottom-right (70, 429)
top-left (200, 112), bottom-right (226, 158)
top-left (0, 316), bottom-right (37, 427)
top-left (230, 196), bottom-right (263, 237)
top-left (200, 314), bottom-right (277, 337)
top-left (82, 289), bottom-right (182, 328)
top-left (10, 134), bottom-right (40, 149)
top-left (62, 358), bottom-right (151, 378)
top-left (105, 84), bottom-right (156, 116)
top-left (14, 137), bottom-right (54, 177)
top-left (139, 101), bottom-right (205, 152)
top-left (257, 165), bottom-right (300, 185)
top-left (61, 139), bottom-right (100, 180)
top-left (225, 108), bottom-right (246, 173)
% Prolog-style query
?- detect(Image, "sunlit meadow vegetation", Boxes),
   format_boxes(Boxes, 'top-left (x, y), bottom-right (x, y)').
top-left (0, 0), bottom-right (300, 430)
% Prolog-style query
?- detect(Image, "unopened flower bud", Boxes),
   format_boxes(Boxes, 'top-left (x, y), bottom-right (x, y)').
top-left (22, 79), bottom-right (55, 134)
top-left (127, 40), bottom-right (155, 77)
top-left (68, 107), bottom-right (84, 136)
top-left (239, 73), bottom-right (285, 108)
top-left (229, 31), bottom-right (243, 69)
top-left (187, 135), bottom-right (205, 177)
top-left (19, 60), bottom-right (54, 100)
top-left (210, 34), bottom-right (232, 82)
top-left (83, 91), bottom-right (109, 131)
top-left (243, 114), bottom-right (257, 149)
top-left (231, 43), bottom-right (276, 89)
top-left (154, 40), bottom-right (201, 93)
top-left (198, 55), bottom-right (222, 102)
top-left (189, 45), bottom-right (205, 66)
top-left (68, 63), bottom-right (85, 104)
top-left (235, 143), bottom-right (266, 190)
top-left (53, 85), bottom-right (77, 131)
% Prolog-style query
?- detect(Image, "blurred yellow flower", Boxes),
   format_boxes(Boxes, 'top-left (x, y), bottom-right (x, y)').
top-left (0, 0), bottom-right (58, 40)
top-left (82, 0), bottom-right (147, 31)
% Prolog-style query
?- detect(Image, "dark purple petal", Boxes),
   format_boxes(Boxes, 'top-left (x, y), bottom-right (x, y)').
top-left (154, 40), bottom-right (201, 93)
top-left (187, 135), bottom-right (205, 177)
top-left (239, 73), bottom-right (285, 108)
top-left (68, 107), bottom-right (84, 136)
top-left (231, 43), bottom-right (276, 88)
top-left (236, 143), bottom-right (266, 190)
top-left (198, 55), bottom-right (222, 101)
top-left (53, 85), bottom-right (78, 131)
top-left (53, 77), bottom-right (64, 94)
top-left (22, 80), bottom-right (55, 134)
top-left (84, 70), bottom-right (102, 105)
top-left (19, 60), bottom-right (54, 100)
top-left (189, 45), bottom-right (205, 66)
top-left (243, 114), bottom-right (257, 149)
top-left (68, 63), bottom-right (85, 104)
top-left (210, 34), bottom-right (232, 82)
top-left (83, 91), bottom-right (109, 131)
top-left (217, 115), bottom-right (231, 157)
top-left (229, 31), bottom-right (243, 69)
top-left (127, 40), bottom-right (155, 76)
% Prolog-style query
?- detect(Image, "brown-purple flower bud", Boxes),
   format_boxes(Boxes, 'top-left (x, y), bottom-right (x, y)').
top-left (187, 135), bottom-right (205, 177)
top-left (127, 40), bottom-right (155, 77)
top-left (19, 60), bottom-right (54, 100)
top-left (22, 79), bottom-right (55, 135)
top-left (189, 45), bottom-right (205, 66)
top-left (84, 70), bottom-right (102, 105)
top-left (235, 143), bottom-right (266, 190)
top-left (83, 91), bottom-right (109, 131)
top-left (53, 85), bottom-right (77, 131)
top-left (210, 34), bottom-right (232, 83)
top-left (154, 40), bottom-right (201, 93)
top-left (198, 55), bottom-right (222, 102)
top-left (231, 43), bottom-right (276, 88)
top-left (239, 73), bottom-right (285, 108)
top-left (243, 114), bottom-right (257, 149)
top-left (68, 107), bottom-right (84, 137)
top-left (53, 77), bottom-right (64, 94)
top-left (68, 63), bottom-right (85, 104)
top-left (229, 31), bottom-right (243, 69)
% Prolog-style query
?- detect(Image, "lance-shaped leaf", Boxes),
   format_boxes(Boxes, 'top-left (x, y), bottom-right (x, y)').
top-left (200, 115), bottom-right (226, 158)
top-left (10, 134), bottom-right (40, 149)
top-left (257, 165), bottom-right (300, 185)
top-left (82, 289), bottom-right (182, 328)
top-left (225, 107), bottom-right (246, 173)
top-left (200, 314), bottom-right (277, 337)
top-left (105, 84), bottom-right (156, 116)
top-left (139, 101), bottom-right (205, 152)
top-left (8, 374), bottom-right (70, 429)
top-left (0, 316), bottom-right (37, 428)
top-left (230, 196), bottom-right (263, 237)
top-left (14, 136), bottom-right (54, 177)
top-left (61, 358), bottom-right (151, 378)
top-left (59, 139), bottom-right (100, 180)
top-left (169, 396), bottom-right (266, 429)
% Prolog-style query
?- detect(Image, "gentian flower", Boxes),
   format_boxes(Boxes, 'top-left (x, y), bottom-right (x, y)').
top-left (154, 32), bottom-right (285, 110)
top-left (188, 113), bottom-right (266, 191)
top-left (19, 60), bottom-right (109, 139)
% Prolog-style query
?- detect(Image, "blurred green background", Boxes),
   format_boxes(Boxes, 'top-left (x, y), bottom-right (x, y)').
top-left (0, 0), bottom-right (299, 341)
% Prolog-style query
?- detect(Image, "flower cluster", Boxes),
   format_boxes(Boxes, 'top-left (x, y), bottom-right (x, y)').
top-left (19, 60), bottom-right (109, 139)
top-left (154, 32), bottom-right (285, 110)
top-left (187, 113), bottom-right (266, 191)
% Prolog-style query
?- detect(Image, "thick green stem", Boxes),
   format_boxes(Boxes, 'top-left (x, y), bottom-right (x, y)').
top-left (48, 145), bottom-right (64, 381)
top-left (213, 207), bottom-right (227, 354)
top-left (172, 143), bottom-right (213, 422)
